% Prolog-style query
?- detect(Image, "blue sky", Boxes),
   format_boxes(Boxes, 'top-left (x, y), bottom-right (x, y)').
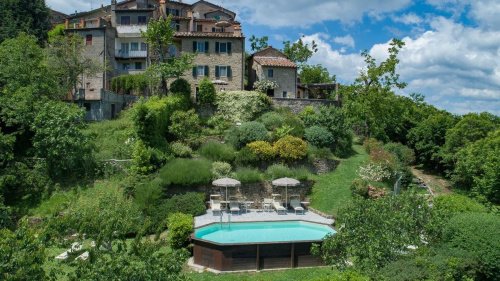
top-left (47, 0), bottom-right (500, 115)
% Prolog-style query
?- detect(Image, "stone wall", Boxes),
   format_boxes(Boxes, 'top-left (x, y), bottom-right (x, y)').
top-left (272, 98), bottom-right (340, 114)
top-left (253, 63), bottom-right (297, 98)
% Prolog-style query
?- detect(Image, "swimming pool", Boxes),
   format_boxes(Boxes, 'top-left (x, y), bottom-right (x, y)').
top-left (195, 221), bottom-right (335, 244)
top-left (192, 221), bottom-right (335, 271)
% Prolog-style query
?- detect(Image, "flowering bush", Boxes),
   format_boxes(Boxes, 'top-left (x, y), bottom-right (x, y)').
top-left (247, 141), bottom-right (276, 160)
top-left (170, 142), bottom-right (192, 158)
top-left (211, 161), bottom-right (232, 179)
top-left (215, 91), bottom-right (271, 122)
top-left (274, 135), bottom-right (308, 161)
top-left (253, 79), bottom-right (279, 93)
top-left (358, 162), bottom-right (393, 182)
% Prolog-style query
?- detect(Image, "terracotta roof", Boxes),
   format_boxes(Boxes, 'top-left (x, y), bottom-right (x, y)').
top-left (254, 56), bottom-right (296, 68)
top-left (174, 32), bottom-right (243, 38)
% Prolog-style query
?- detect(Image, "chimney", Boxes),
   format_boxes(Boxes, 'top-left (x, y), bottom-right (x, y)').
top-left (111, 0), bottom-right (117, 27)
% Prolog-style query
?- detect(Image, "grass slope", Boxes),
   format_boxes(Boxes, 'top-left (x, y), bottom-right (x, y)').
top-left (188, 267), bottom-right (338, 281)
top-left (310, 144), bottom-right (368, 217)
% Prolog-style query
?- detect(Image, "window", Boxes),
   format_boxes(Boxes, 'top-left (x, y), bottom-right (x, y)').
top-left (138, 16), bottom-right (147, 25)
top-left (83, 103), bottom-right (91, 112)
top-left (196, 24), bottom-right (203, 32)
top-left (283, 91), bottom-right (288, 98)
top-left (121, 16), bottom-right (130, 25)
top-left (170, 20), bottom-right (180, 31)
top-left (215, 65), bottom-right (232, 77)
top-left (268, 69), bottom-right (274, 78)
top-left (215, 42), bottom-right (232, 54)
top-left (122, 63), bottom-right (130, 70)
top-left (212, 27), bottom-right (224, 32)
top-left (140, 42), bottom-right (147, 51)
top-left (219, 66), bottom-right (228, 77)
top-left (130, 42), bottom-right (139, 51)
top-left (167, 8), bottom-right (180, 16)
top-left (121, 43), bottom-right (129, 55)
top-left (85, 35), bottom-right (92, 46)
top-left (193, 65), bottom-right (209, 77)
top-left (193, 41), bottom-right (208, 53)
top-left (168, 45), bottom-right (177, 56)
top-left (135, 62), bottom-right (143, 70)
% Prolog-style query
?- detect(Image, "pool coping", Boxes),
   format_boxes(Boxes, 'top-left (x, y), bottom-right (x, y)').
top-left (191, 220), bottom-right (336, 246)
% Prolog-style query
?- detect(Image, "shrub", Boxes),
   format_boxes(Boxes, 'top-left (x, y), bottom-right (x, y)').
top-left (134, 178), bottom-right (166, 230)
top-left (307, 145), bottom-right (334, 162)
top-left (363, 138), bottom-right (383, 154)
top-left (206, 114), bottom-right (231, 135)
top-left (358, 162), bottom-right (392, 182)
top-left (291, 166), bottom-right (311, 181)
top-left (253, 79), bottom-right (279, 93)
top-left (168, 109), bottom-right (200, 141)
top-left (198, 77), bottom-right (216, 106)
top-left (167, 213), bottom-right (193, 249)
top-left (234, 167), bottom-right (262, 183)
top-left (433, 194), bottom-right (488, 214)
top-left (130, 140), bottom-right (154, 174)
top-left (111, 74), bottom-right (148, 94)
top-left (274, 135), bottom-right (308, 161)
top-left (274, 108), bottom-right (305, 137)
top-left (234, 146), bottom-right (259, 166)
top-left (159, 158), bottom-right (212, 187)
top-left (266, 164), bottom-right (293, 179)
top-left (246, 141), bottom-right (276, 160)
top-left (350, 178), bottom-right (370, 198)
top-left (170, 142), bottom-right (192, 158)
top-left (198, 141), bottom-right (236, 162)
top-left (259, 111), bottom-right (285, 131)
top-left (384, 142), bottom-right (415, 166)
top-left (170, 78), bottom-right (191, 97)
top-left (165, 192), bottom-right (206, 217)
top-left (211, 161), bottom-right (232, 179)
top-left (215, 91), bottom-right (272, 122)
top-left (226, 121), bottom-right (269, 148)
top-left (305, 125), bottom-right (333, 148)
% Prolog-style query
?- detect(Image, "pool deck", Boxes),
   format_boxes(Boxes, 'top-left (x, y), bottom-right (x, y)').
top-left (195, 209), bottom-right (334, 228)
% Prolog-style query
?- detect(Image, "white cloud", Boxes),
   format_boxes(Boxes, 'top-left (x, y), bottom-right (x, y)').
top-left (333, 35), bottom-right (355, 48)
top-left (426, 0), bottom-right (500, 28)
top-left (302, 17), bottom-right (500, 115)
top-left (392, 13), bottom-right (423, 25)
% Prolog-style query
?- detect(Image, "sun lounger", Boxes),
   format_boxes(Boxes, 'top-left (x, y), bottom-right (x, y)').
top-left (290, 199), bottom-right (304, 214)
top-left (263, 198), bottom-right (273, 212)
top-left (229, 200), bottom-right (240, 214)
top-left (211, 199), bottom-right (221, 214)
top-left (273, 200), bottom-right (287, 214)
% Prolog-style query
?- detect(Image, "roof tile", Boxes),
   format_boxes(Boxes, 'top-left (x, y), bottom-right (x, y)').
top-left (254, 56), bottom-right (296, 68)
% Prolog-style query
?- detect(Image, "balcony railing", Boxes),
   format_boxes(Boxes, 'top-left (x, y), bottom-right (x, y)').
top-left (116, 25), bottom-right (147, 37)
top-left (116, 50), bottom-right (148, 58)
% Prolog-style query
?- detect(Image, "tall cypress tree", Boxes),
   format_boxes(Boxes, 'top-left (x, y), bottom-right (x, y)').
top-left (0, 0), bottom-right (51, 44)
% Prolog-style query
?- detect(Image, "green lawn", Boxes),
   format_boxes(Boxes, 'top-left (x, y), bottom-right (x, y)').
top-left (188, 267), bottom-right (338, 281)
top-left (310, 144), bottom-right (368, 217)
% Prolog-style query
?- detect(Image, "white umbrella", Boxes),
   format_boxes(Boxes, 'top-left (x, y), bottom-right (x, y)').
top-left (212, 178), bottom-right (241, 201)
top-left (272, 177), bottom-right (300, 207)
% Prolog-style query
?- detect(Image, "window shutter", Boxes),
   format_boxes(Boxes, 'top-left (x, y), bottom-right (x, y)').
top-left (227, 42), bottom-right (232, 54)
top-left (204, 65), bottom-right (209, 77)
top-left (205, 41), bottom-right (209, 53)
top-left (215, 42), bottom-right (220, 53)
top-left (227, 66), bottom-right (232, 77)
top-left (215, 66), bottom-right (220, 77)
top-left (193, 41), bottom-right (197, 52)
top-left (175, 10), bottom-right (180, 16)
top-left (192, 66), bottom-right (197, 77)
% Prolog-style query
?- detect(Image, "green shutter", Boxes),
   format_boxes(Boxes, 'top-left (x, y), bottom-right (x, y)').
top-left (192, 66), bottom-right (197, 77)
top-left (227, 42), bottom-right (232, 54)
top-left (205, 41), bottom-right (209, 53)
top-left (193, 41), bottom-right (197, 52)
top-left (215, 42), bottom-right (220, 53)
top-left (215, 66), bottom-right (220, 77)
top-left (204, 65), bottom-right (209, 77)
top-left (227, 66), bottom-right (232, 77)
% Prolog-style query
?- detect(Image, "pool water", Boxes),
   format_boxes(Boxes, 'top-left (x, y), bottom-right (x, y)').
top-left (194, 221), bottom-right (335, 244)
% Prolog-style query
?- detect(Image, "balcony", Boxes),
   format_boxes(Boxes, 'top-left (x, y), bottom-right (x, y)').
top-left (116, 50), bottom-right (148, 58)
top-left (116, 25), bottom-right (147, 38)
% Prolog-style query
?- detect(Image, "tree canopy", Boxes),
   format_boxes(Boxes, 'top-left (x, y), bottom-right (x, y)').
top-left (0, 0), bottom-right (51, 44)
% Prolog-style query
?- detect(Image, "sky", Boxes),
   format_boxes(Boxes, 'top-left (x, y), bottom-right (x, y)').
top-left (47, 0), bottom-right (500, 115)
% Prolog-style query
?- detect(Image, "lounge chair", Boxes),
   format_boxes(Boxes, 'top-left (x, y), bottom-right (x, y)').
top-left (211, 199), bottom-right (221, 214)
top-left (290, 199), bottom-right (304, 214)
top-left (229, 200), bottom-right (240, 214)
top-left (262, 198), bottom-right (273, 212)
top-left (273, 199), bottom-right (287, 215)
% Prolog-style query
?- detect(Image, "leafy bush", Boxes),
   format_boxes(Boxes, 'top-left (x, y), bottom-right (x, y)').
top-left (159, 158), bottom-right (212, 187)
top-left (215, 91), bottom-right (272, 122)
top-left (130, 140), bottom-right (154, 174)
top-left (307, 145), bottom-right (334, 162)
top-left (305, 125), bottom-right (333, 148)
top-left (363, 138), bottom-right (383, 154)
top-left (0, 202), bottom-right (12, 229)
top-left (246, 141), bottom-right (276, 160)
top-left (211, 161), bottom-right (232, 179)
top-left (350, 178), bottom-right (370, 198)
top-left (170, 142), bottom-right (192, 158)
top-left (198, 77), bottom-right (216, 106)
top-left (165, 192), bottom-right (206, 217)
top-left (167, 213), bottom-right (193, 249)
top-left (131, 95), bottom-right (190, 147)
top-left (234, 146), bottom-right (259, 166)
top-left (259, 110), bottom-right (305, 138)
top-left (266, 164), bottom-right (293, 179)
top-left (291, 166), bottom-right (311, 181)
top-left (259, 111), bottom-right (285, 131)
top-left (134, 177), bottom-right (167, 230)
top-left (384, 142), bottom-right (415, 166)
top-left (206, 114), bottom-right (231, 135)
top-left (226, 121), bottom-right (269, 148)
top-left (170, 78), bottom-right (191, 97)
top-left (274, 135), bottom-right (308, 161)
top-left (111, 73), bottom-right (148, 94)
top-left (234, 167), bottom-right (262, 183)
top-left (198, 141), bottom-right (236, 162)
top-left (433, 194), bottom-right (488, 214)
top-left (168, 109), bottom-right (200, 141)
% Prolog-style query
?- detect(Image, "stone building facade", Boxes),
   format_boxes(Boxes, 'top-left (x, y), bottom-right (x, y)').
top-left (60, 0), bottom-right (244, 120)
top-left (248, 47), bottom-right (297, 98)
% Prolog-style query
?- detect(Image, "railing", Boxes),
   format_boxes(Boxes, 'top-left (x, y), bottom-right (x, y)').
top-left (116, 25), bottom-right (147, 37)
top-left (116, 50), bottom-right (147, 58)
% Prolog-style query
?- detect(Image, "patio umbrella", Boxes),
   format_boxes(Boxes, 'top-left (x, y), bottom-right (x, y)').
top-left (212, 178), bottom-right (241, 202)
top-left (272, 177), bottom-right (300, 206)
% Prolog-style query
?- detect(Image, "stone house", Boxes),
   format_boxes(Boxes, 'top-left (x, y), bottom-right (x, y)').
top-left (59, 0), bottom-right (244, 120)
top-left (248, 47), bottom-right (297, 98)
